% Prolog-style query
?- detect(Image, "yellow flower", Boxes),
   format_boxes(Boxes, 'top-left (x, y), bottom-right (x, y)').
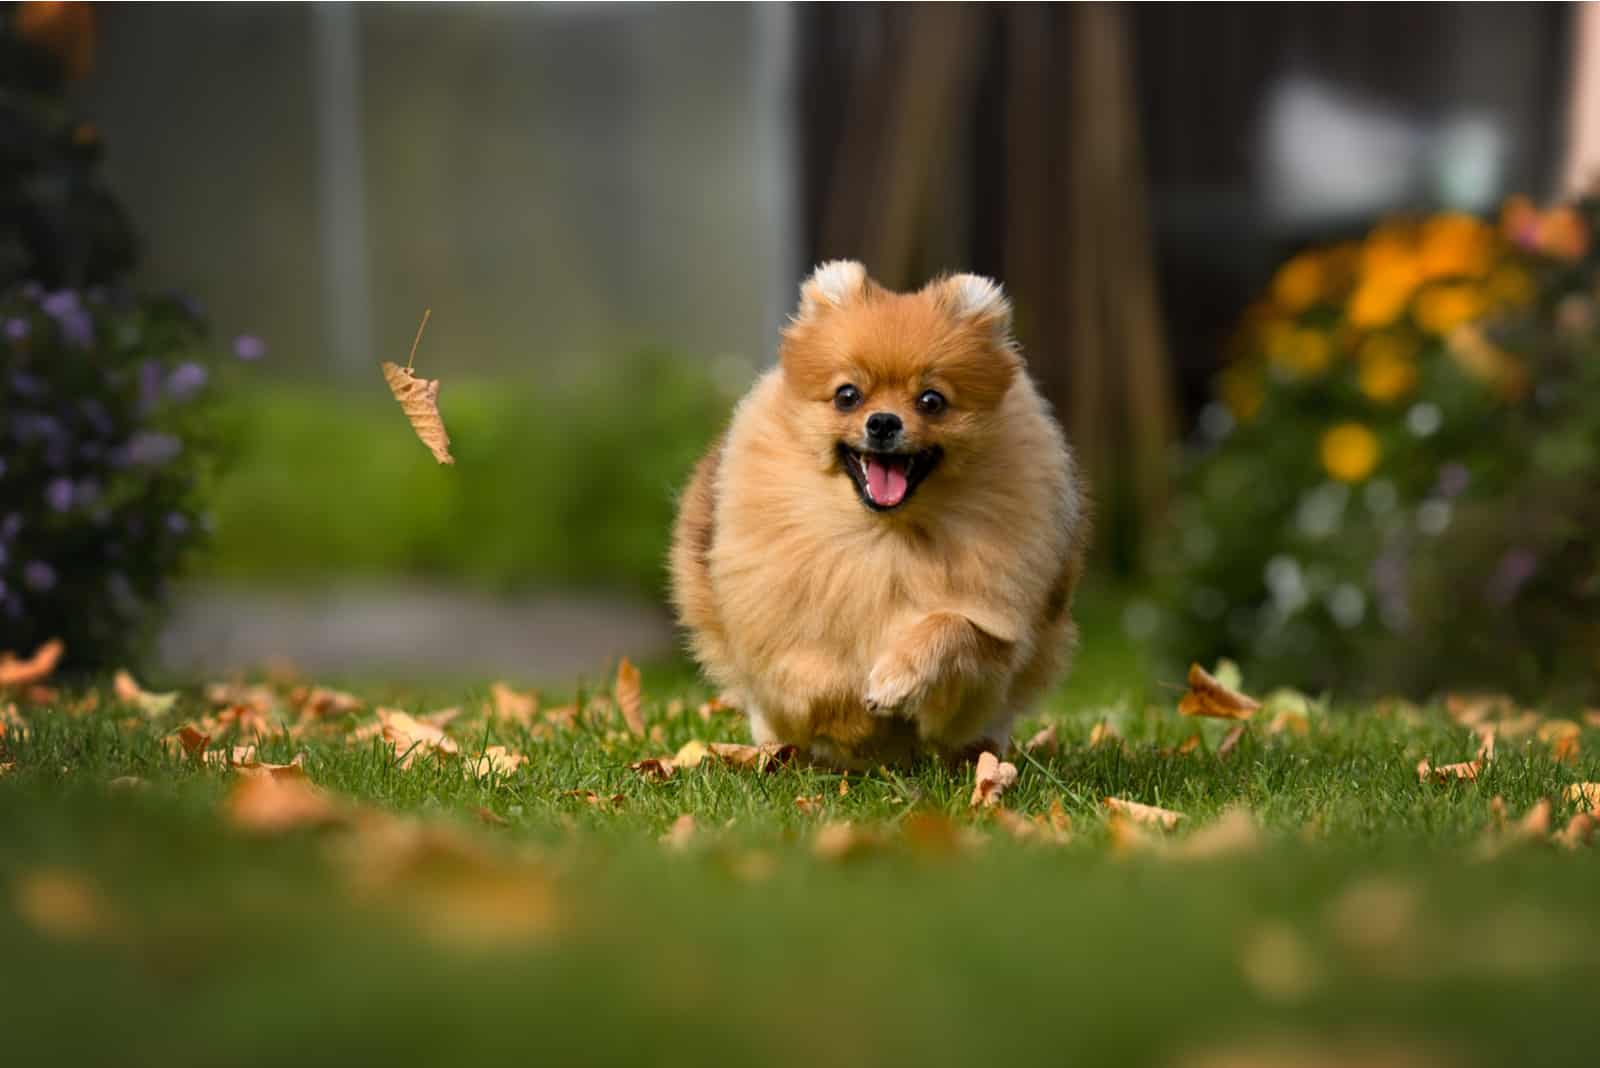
top-left (1219, 365), bottom-right (1264, 422)
top-left (1348, 277), bottom-right (1414, 329)
top-left (1417, 213), bottom-right (1493, 280)
top-left (1413, 283), bottom-right (1485, 335)
top-left (1320, 423), bottom-right (1380, 483)
top-left (1272, 254), bottom-right (1324, 313)
top-left (1269, 327), bottom-right (1333, 378)
top-left (1358, 348), bottom-right (1418, 404)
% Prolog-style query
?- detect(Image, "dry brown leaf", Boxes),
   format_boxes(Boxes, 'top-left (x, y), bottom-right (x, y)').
top-left (628, 756), bottom-right (675, 782)
top-left (1473, 724), bottom-right (1497, 763)
top-left (1555, 812), bottom-right (1595, 850)
top-left (813, 820), bottom-right (880, 861)
top-left (794, 794), bottom-right (824, 816)
top-left (1566, 783), bottom-right (1600, 810)
top-left (488, 682), bottom-right (538, 726)
top-left (660, 813), bottom-right (697, 849)
top-left (1104, 796), bottom-right (1185, 830)
top-left (543, 704), bottom-right (578, 731)
top-left (1416, 758), bottom-right (1481, 783)
top-left (1024, 723), bottom-right (1059, 754)
top-left (111, 669), bottom-right (177, 717)
top-left (969, 751), bottom-right (1019, 808)
top-left (205, 681), bottom-right (278, 716)
top-left (12, 868), bottom-right (116, 940)
top-left (381, 312), bottom-right (453, 464)
top-left (0, 702), bottom-right (27, 742)
top-left (1498, 711), bottom-right (1543, 739)
top-left (420, 706), bottom-right (463, 730)
top-left (567, 790), bottom-right (625, 809)
top-left (1173, 806), bottom-right (1261, 860)
top-left (1445, 693), bottom-right (1515, 727)
top-left (0, 638), bottom-right (63, 689)
top-left (1178, 662), bottom-right (1261, 720)
top-left (992, 799), bottom-right (1072, 845)
top-left (839, 775), bottom-right (850, 797)
top-left (1537, 719), bottom-right (1582, 765)
top-left (672, 739), bottom-right (709, 769)
top-left (470, 745), bottom-right (526, 780)
top-left (1217, 723), bottom-right (1248, 759)
top-left (294, 686), bottom-right (365, 719)
top-left (1105, 811), bottom-right (1157, 854)
top-left (1175, 733), bottom-right (1203, 756)
top-left (709, 741), bottom-right (797, 773)
top-left (615, 658), bottom-right (645, 737)
top-left (226, 774), bottom-right (343, 834)
top-left (1518, 798), bottom-right (1552, 837)
top-left (168, 724), bottom-right (211, 759)
top-left (378, 708), bottom-right (459, 769)
top-left (1266, 710), bottom-right (1309, 736)
top-left (1087, 720), bottom-right (1121, 750)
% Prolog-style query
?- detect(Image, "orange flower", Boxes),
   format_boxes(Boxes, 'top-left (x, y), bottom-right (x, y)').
top-left (1348, 278), bottom-right (1414, 329)
top-left (1320, 424), bottom-right (1380, 483)
top-left (1220, 365), bottom-right (1264, 422)
top-left (1413, 283), bottom-right (1485, 335)
top-left (1269, 327), bottom-right (1333, 378)
top-left (1418, 213), bottom-right (1493, 280)
top-left (1272, 254), bottom-right (1324, 314)
top-left (1357, 333), bottom-right (1419, 404)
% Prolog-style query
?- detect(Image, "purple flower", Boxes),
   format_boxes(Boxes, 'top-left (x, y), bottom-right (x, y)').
top-left (10, 371), bottom-right (46, 399)
top-left (233, 334), bottom-right (267, 361)
top-left (165, 512), bottom-right (190, 536)
top-left (42, 290), bottom-right (94, 349)
top-left (1436, 463), bottom-right (1470, 499)
top-left (137, 359), bottom-right (164, 412)
top-left (45, 477), bottom-right (75, 512)
top-left (117, 431), bottom-right (182, 467)
top-left (22, 560), bottom-right (56, 592)
top-left (1, 513), bottom-right (21, 540)
top-left (1486, 548), bottom-right (1539, 606)
top-left (166, 361), bottom-right (208, 401)
top-left (11, 412), bottom-right (62, 444)
top-left (3, 317), bottom-right (29, 343)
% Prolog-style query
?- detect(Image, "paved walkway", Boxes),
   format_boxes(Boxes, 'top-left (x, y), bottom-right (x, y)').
top-left (159, 584), bottom-right (679, 682)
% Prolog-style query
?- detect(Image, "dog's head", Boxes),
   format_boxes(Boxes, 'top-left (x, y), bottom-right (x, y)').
top-left (778, 261), bottom-right (1022, 514)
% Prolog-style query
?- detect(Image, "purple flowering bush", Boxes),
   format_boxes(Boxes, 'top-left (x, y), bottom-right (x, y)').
top-left (1160, 195), bottom-right (1600, 701)
top-left (1, 283), bottom-right (256, 667)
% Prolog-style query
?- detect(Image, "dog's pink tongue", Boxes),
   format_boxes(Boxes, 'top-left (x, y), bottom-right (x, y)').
top-left (865, 456), bottom-right (909, 507)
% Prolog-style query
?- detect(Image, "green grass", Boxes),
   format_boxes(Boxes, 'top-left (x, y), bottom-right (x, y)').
top-left (4, 649), bottom-right (1600, 1066)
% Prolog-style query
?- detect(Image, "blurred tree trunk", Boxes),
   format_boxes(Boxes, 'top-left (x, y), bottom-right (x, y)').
top-left (798, 2), bottom-right (1177, 570)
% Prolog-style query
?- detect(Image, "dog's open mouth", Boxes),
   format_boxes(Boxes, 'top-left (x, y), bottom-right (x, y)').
top-left (837, 443), bottom-right (943, 512)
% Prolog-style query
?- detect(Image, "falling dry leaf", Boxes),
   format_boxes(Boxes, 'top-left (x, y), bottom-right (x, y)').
top-left (226, 774), bottom-right (343, 834)
top-left (1416, 758), bottom-right (1481, 784)
top-left (661, 813), bottom-right (697, 850)
top-left (380, 309), bottom-right (453, 464)
top-left (1024, 723), bottom-right (1059, 754)
top-left (629, 756), bottom-right (675, 782)
top-left (1179, 662), bottom-right (1261, 721)
top-left (470, 745), bottom-right (525, 781)
top-left (1566, 783), bottom-right (1600, 810)
top-left (1104, 796), bottom-right (1185, 830)
top-left (709, 741), bottom-right (797, 773)
top-left (1217, 723), bottom-right (1248, 759)
top-left (0, 638), bottom-right (63, 689)
top-left (489, 682), bottom-right (538, 726)
top-left (969, 751), bottom-right (1019, 808)
top-left (615, 658), bottom-right (645, 737)
top-left (111, 669), bottom-right (178, 717)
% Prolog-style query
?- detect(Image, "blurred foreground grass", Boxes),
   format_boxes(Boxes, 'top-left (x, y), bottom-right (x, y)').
top-left (4, 659), bottom-right (1600, 1066)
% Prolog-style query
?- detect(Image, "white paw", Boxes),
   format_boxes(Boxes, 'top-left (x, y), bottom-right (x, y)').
top-left (863, 658), bottom-right (923, 717)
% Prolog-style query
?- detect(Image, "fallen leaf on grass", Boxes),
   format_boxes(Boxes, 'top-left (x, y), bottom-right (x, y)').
top-left (1497, 711), bottom-right (1544, 739)
top-left (969, 751), bottom-right (1018, 808)
top-left (566, 790), bottom-right (625, 809)
top-left (661, 813), bottom-right (697, 849)
top-left (1024, 723), bottom-right (1058, 754)
top-left (1445, 693), bottom-right (1516, 727)
top-left (1087, 720), bottom-right (1121, 750)
top-left (205, 681), bottom-right (278, 717)
top-left (1566, 783), bottom-right (1600, 810)
top-left (1175, 733), bottom-right (1203, 756)
top-left (1416, 758), bottom-right (1481, 784)
top-left (1105, 812), bottom-right (1157, 854)
top-left (1104, 796), bottom-right (1185, 830)
top-left (1266, 710), bottom-right (1309, 736)
top-left (1473, 725), bottom-right (1496, 763)
top-left (672, 739), bottom-right (709, 769)
top-left (813, 820), bottom-right (882, 861)
top-left (794, 794), bottom-right (824, 816)
top-left (628, 756), bottom-right (675, 782)
top-left (12, 868), bottom-right (117, 941)
top-left (1179, 662), bottom-right (1261, 720)
top-left (1476, 796), bottom-right (1552, 860)
top-left (1555, 812), bottom-right (1595, 850)
top-left (167, 724), bottom-right (211, 759)
top-left (542, 704), bottom-right (578, 731)
top-left (226, 774), bottom-right (343, 833)
top-left (991, 798), bottom-right (1072, 845)
top-left (0, 638), bottom-right (63, 688)
top-left (111, 669), bottom-right (178, 716)
top-left (615, 657), bottom-right (645, 737)
top-left (293, 686), bottom-right (365, 719)
top-left (380, 310), bottom-right (453, 464)
top-left (470, 745), bottom-right (525, 780)
top-left (1173, 806), bottom-right (1261, 860)
top-left (1537, 719), bottom-right (1581, 764)
top-left (1217, 723), bottom-right (1248, 759)
top-left (709, 741), bottom-right (797, 773)
top-left (378, 708), bottom-right (459, 769)
top-left (204, 746), bottom-right (308, 780)
top-left (838, 776), bottom-right (850, 797)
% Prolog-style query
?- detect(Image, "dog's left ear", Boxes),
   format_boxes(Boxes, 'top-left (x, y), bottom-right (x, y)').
top-left (926, 274), bottom-right (1015, 348)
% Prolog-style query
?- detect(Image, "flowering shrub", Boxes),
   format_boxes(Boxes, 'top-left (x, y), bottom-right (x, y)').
top-left (1162, 196), bottom-right (1600, 700)
top-left (1, 283), bottom-right (260, 667)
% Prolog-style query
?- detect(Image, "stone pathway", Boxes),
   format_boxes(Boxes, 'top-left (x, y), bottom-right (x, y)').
top-left (159, 584), bottom-right (678, 683)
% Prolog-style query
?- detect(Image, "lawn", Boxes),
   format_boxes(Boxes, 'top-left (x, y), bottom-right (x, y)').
top-left (3, 624), bottom-right (1600, 1067)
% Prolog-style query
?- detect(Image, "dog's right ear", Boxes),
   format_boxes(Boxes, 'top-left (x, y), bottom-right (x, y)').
top-left (796, 260), bottom-right (870, 320)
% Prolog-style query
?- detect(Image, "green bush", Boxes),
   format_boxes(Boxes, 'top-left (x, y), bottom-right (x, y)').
top-left (1161, 197), bottom-right (1600, 700)
top-left (205, 349), bottom-right (741, 595)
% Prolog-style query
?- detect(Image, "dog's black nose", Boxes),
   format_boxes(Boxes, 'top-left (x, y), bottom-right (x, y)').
top-left (865, 412), bottom-right (902, 441)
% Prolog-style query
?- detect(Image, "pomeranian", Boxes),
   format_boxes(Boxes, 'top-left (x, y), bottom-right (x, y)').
top-left (670, 261), bottom-right (1087, 764)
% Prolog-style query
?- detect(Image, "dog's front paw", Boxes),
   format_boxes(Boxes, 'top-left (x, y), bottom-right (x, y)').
top-left (863, 654), bottom-right (926, 717)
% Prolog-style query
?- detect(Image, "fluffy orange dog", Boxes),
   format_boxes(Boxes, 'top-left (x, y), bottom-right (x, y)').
top-left (670, 261), bottom-right (1087, 764)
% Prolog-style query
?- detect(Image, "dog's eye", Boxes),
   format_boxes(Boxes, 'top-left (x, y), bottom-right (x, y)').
top-left (916, 389), bottom-right (947, 415)
top-left (833, 384), bottom-right (862, 411)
